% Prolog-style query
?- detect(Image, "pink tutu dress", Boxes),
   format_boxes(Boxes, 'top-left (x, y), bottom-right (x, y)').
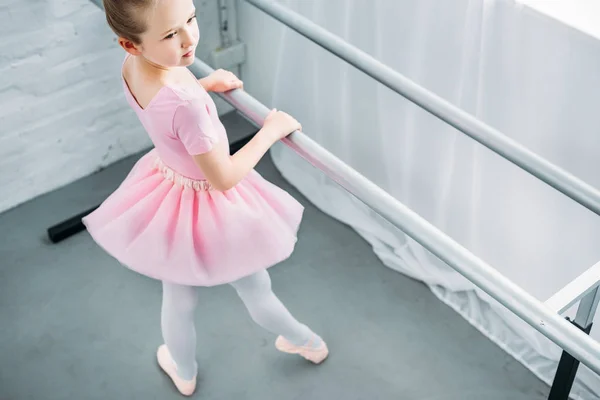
top-left (82, 57), bottom-right (304, 287)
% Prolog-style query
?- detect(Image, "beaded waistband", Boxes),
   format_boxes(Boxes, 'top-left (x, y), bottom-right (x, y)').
top-left (153, 156), bottom-right (214, 191)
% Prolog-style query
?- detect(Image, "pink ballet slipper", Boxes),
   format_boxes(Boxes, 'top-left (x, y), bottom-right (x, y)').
top-left (156, 344), bottom-right (197, 396)
top-left (275, 336), bottom-right (329, 364)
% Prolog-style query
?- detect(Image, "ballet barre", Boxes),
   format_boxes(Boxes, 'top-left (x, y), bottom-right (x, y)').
top-left (190, 55), bottom-right (600, 383)
top-left (239, 1), bottom-right (600, 398)
top-left (243, 0), bottom-right (600, 219)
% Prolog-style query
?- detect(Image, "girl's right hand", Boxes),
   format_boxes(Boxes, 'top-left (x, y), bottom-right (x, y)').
top-left (262, 109), bottom-right (302, 142)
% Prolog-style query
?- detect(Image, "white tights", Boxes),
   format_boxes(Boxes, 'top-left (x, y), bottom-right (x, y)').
top-left (161, 270), bottom-right (317, 380)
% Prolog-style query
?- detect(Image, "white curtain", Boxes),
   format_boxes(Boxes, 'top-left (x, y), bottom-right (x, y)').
top-left (266, 0), bottom-right (600, 398)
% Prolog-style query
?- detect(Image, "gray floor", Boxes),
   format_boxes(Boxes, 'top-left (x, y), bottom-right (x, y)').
top-left (0, 112), bottom-right (550, 400)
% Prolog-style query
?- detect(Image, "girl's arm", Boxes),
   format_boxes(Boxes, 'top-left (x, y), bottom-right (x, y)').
top-left (186, 109), bottom-right (301, 191)
top-left (198, 77), bottom-right (214, 91)
top-left (192, 127), bottom-right (277, 191)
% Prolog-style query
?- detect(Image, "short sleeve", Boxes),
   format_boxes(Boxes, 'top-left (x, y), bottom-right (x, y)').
top-left (172, 99), bottom-right (219, 155)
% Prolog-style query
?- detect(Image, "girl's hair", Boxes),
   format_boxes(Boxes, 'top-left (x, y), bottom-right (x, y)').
top-left (102, 0), bottom-right (157, 44)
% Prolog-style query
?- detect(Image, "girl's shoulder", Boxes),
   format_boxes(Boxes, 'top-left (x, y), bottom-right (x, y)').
top-left (122, 57), bottom-right (207, 113)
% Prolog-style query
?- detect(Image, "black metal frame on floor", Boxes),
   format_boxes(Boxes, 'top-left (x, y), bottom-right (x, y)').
top-left (50, 1), bottom-right (600, 398)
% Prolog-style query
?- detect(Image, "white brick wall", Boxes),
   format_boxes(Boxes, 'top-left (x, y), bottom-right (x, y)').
top-left (0, 0), bottom-right (225, 214)
top-left (0, 0), bottom-right (147, 213)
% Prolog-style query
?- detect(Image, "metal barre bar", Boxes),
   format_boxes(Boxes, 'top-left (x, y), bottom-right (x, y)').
top-left (188, 59), bottom-right (600, 376)
top-left (546, 261), bottom-right (600, 314)
top-left (88, 0), bottom-right (600, 377)
top-left (243, 0), bottom-right (600, 219)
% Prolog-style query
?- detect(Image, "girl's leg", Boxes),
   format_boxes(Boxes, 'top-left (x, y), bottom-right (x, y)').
top-left (161, 281), bottom-right (199, 381)
top-left (229, 270), bottom-right (321, 347)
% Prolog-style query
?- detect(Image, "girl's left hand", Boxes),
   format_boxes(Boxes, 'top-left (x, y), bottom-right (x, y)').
top-left (203, 69), bottom-right (243, 92)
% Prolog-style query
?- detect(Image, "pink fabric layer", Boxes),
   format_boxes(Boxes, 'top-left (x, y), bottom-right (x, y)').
top-left (82, 56), bottom-right (304, 286)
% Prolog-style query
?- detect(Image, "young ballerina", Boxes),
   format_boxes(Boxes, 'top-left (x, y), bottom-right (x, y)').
top-left (83, 0), bottom-right (328, 395)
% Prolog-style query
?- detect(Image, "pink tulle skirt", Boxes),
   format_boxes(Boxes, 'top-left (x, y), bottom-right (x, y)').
top-left (82, 149), bottom-right (304, 286)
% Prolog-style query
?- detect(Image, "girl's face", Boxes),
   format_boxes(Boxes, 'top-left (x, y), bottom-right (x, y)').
top-left (121, 0), bottom-right (200, 69)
